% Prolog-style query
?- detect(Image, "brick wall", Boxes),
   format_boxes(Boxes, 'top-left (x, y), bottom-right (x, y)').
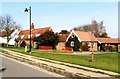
top-left (56, 42), bottom-right (73, 52)
top-left (39, 46), bottom-right (52, 50)
top-left (89, 42), bottom-right (98, 51)
top-left (56, 42), bottom-right (66, 50)
top-left (82, 41), bottom-right (98, 51)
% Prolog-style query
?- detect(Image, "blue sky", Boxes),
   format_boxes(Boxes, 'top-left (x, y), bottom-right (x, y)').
top-left (1, 2), bottom-right (118, 38)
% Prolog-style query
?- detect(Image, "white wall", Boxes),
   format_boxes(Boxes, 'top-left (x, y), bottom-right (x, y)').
top-left (8, 29), bottom-right (20, 45)
top-left (0, 37), bottom-right (7, 44)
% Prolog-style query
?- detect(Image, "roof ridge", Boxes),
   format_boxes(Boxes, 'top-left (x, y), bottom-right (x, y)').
top-left (21, 27), bottom-right (51, 31)
top-left (97, 38), bottom-right (119, 39)
top-left (34, 26), bottom-right (51, 29)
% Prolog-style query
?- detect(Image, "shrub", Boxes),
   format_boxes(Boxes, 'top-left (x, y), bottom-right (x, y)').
top-left (34, 31), bottom-right (59, 49)
top-left (20, 41), bottom-right (26, 47)
top-left (82, 43), bottom-right (89, 51)
top-left (109, 45), bottom-right (117, 52)
top-left (104, 45), bottom-right (117, 52)
top-left (1, 43), bottom-right (7, 47)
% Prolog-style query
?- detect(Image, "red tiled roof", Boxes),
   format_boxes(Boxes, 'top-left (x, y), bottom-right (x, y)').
top-left (18, 27), bottom-right (52, 39)
top-left (97, 38), bottom-right (120, 43)
top-left (58, 34), bottom-right (69, 42)
top-left (74, 31), bottom-right (97, 41)
top-left (0, 30), bottom-right (14, 37)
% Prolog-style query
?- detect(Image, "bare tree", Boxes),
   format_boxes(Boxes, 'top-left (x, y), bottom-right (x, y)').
top-left (91, 20), bottom-right (100, 37)
top-left (0, 16), bottom-right (5, 31)
top-left (72, 20), bottom-right (107, 37)
top-left (0, 15), bottom-right (16, 46)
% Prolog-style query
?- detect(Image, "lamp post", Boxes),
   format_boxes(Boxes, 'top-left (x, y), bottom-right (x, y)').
top-left (24, 6), bottom-right (32, 54)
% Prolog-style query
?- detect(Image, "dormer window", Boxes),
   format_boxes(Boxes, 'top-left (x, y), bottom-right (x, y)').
top-left (36, 34), bottom-right (40, 37)
top-left (28, 34), bottom-right (32, 38)
top-left (21, 35), bottom-right (24, 39)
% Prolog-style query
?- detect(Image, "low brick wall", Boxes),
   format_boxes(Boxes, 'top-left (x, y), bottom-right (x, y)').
top-left (64, 47), bottom-right (73, 51)
top-left (61, 47), bottom-right (73, 53)
top-left (39, 46), bottom-right (52, 50)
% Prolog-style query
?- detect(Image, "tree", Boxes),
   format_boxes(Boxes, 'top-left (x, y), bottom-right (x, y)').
top-left (0, 15), bottom-right (17, 46)
top-left (59, 30), bottom-right (70, 34)
top-left (34, 31), bottom-right (59, 49)
top-left (72, 20), bottom-right (108, 37)
top-left (99, 32), bottom-right (109, 38)
top-left (91, 20), bottom-right (100, 37)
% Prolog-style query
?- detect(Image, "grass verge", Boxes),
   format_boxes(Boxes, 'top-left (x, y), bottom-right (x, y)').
top-left (2, 46), bottom-right (120, 73)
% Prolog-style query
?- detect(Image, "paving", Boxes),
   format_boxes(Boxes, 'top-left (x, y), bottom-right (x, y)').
top-left (1, 49), bottom-right (119, 79)
top-left (56, 51), bottom-right (110, 56)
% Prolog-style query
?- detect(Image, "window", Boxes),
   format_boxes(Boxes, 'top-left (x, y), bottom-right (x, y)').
top-left (21, 35), bottom-right (24, 39)
top-left (88, 42), bottom-right (91, 46)
top-left (105, 44), bottom-right (107, 46)
top-left (36, 34), bottom-right (40, 37)
top-left (28, 34), bottom-right (32, 38)
top-left (93, 43), bottom-right (96, 46)
top-left (71, 41), bottom-right (74, 47)
top-left (88, 42), bottom-right (96, 47)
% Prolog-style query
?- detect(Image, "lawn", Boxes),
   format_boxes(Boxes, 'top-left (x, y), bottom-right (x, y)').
top-left (2, 46), bottom-right (120, 73)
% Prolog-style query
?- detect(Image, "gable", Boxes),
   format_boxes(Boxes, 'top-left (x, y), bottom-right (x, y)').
top-left (66, 30), bottom-right (97, 42)
top-left (66, 30), bottom-right (81, 42)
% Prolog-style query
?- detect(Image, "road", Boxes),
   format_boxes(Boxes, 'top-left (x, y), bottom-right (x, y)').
top-left (1, 56), bottom-right (61, 77)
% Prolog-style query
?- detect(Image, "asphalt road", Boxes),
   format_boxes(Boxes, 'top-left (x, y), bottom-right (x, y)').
top-left (1, 56), bottom-right (56, 77)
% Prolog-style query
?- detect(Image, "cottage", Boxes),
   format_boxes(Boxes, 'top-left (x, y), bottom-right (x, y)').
top-left (0, 26), bottom-right (20, 46)
top-left (66, 30), bottom-right (98, 51)
top-left (56, 34), bottom-right (69, 50)
top-left (16, 23), bottom-right (53, 47)
top-left (97, 38), bottom-right (120, 52)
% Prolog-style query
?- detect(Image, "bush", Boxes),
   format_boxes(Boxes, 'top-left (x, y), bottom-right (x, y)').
top-left (20, 41), bottom-right (26, 47)
top-left (104, 45), bottom-right (117, 52)
top-left (109, 45), bottom-right (117, 52)
top-left (73, 46), bottom-right (79, 51)
top-left (1, 43), bottom-right (7, 47)
top-left (82, 43), bottom-right (89, 51)
top-left (34, 31), bottom-right (59, 49)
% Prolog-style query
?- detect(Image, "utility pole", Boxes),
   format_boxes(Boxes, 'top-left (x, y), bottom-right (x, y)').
top-left (24, 6), bottom-right (32, 54)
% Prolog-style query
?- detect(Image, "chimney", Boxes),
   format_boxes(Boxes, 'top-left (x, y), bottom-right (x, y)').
top-left (31, 23), bottom-right (34, 29)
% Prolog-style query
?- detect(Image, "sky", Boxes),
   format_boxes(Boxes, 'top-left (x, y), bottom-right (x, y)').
top-left (0, 1), bottom-right (118, 38)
